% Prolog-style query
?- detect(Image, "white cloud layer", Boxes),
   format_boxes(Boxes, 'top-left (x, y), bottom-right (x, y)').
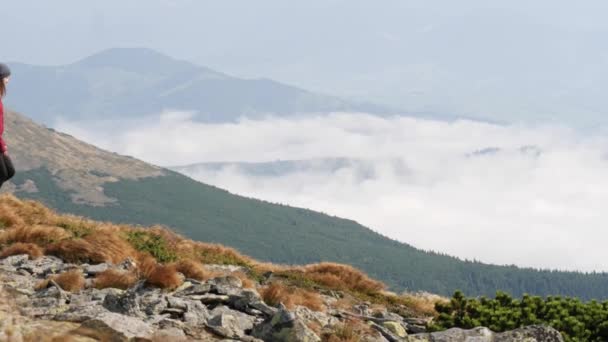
top-left (56, 112), bottom-right (608, 272)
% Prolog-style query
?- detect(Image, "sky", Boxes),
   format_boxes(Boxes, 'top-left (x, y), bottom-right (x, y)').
top-left (4, 0), bottom-right (608, 126)
top-left (4, 1), bottom-right (608, 271)
top-left (56, 112), bottom-right (608, 272)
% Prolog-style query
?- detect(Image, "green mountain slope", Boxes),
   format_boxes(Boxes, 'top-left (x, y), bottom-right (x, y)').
top-left (4, 110), bottom-right (608, 300)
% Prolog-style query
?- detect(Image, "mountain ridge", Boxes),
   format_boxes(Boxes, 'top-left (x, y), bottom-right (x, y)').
top-left (5, 47), bottom-right (394, 126)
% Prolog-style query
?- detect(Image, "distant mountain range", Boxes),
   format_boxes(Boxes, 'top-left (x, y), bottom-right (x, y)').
top-left (4, 108), bottom-right (608, 300)
top-left (4, 48), bottom-right (393, 126)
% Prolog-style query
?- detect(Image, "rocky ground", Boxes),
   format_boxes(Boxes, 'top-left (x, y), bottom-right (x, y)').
top-left (0, 254), bottom-right (563, 342)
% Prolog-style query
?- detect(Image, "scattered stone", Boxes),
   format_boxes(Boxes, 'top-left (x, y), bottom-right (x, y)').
top-left (252, 306), bottom-right (321, 342)
top-left (84, 262), bottom-right (111, 276)
top-left (382, 321), bottom-right (407, 338)
top-left (76, 312), bottom-right (154, 341)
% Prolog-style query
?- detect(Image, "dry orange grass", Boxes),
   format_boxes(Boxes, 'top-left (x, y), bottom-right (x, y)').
top-left (0, 195), bottom-right (399, 310)
top-left (0, 195), bottom-right (55, 226)
top-left (0, 242), bottom-right (43, 259)
top-left (171, 259), bottom-right (207, 281)
top-left (94, 269), bottom-right (139, 290)
top-left (135, 253), bottom-right (158, 278)
top-left (37, 270), bottom-right (85, 293)
top-left (0, 225), bottom-right (71, 245)
top-left (400, 292), bottom-right (445, 317)
top-left (46, 231), bottom-right (136, 264)
top-left (261, 282), bottom-right (324, 311)
top-left (0, 203), bottom-right (25, 228)
top-left (303, 263), bottom-right (385, 294)
top-left (145, 264), bottom-right (184, 290)
top-left (233, 271), bottom-right (256, 289)
top-left (322, 319), bottom-right (375, 342)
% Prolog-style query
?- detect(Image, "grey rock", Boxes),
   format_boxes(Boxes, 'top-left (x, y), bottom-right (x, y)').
top-left (77, 312), bottom-right (154, 341)
top-left (208, 276), bottom-right (243, 296)
top-left (252, 307), bottom-right (321, 342)
top-left (183, 299), bottom-right (210, 327)
top-left (55, 303), bottom-right (111, 322)
top-left (84, 262), bottom-right (111, 275)
top-left (408, 325), bottom-right (564, 342)
top-left (191, 293), bottom-right (231, 305)
top-left (495, 325), bottom-right (564, 342)
top-left (103, 284), bottom-right (167, 318)
top-left (371, 322), bottom-right (405, 342)
top-left (293, 306), bottom-right (338, 328)
top-left (249, 301), bottom-right (278, 317)
top-left (175, 282), bottom-right (212, 297)
top-left (17, 256), bottom-right (66, 276)
top-left (0, 254), bottom-right (29, 266)
top-left (208, 306), bottom-right (256, 336)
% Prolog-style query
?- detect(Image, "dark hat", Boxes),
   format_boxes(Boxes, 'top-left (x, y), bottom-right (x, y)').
top-left (0, 63), bottom-right (11, 79)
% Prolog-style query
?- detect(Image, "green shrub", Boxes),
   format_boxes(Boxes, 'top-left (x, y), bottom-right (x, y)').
top-left (431, 291), bottom-right (608, 342)
top-left (125, 230), bottom-right (177, 263)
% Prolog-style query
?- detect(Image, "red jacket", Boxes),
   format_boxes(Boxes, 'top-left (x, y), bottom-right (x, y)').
top-left (0, 99), bottom-right (7, 153)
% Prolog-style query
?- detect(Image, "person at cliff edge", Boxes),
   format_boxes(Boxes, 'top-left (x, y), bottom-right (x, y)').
top-left (0, 63), bottom-right (15, 189)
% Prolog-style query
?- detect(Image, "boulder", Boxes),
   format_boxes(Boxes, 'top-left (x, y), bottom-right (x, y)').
top-left (383, 321), bottom-right (407, 338)
top-left (408, 325), bottom-right (564, 342)
top-left (76, 312), bottom-right (154, 341)
top-left (252, 306), bottom-right (321, 342)
top-left (206, 306), bottom-right (256, 338)
top-left (495, 325), bottom-right (564, 342)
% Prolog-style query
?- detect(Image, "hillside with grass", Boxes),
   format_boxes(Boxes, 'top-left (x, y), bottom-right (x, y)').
top-left (0, 196), bottom-right (565, 341)
top-left (3, 109), bottom-right (608, 301)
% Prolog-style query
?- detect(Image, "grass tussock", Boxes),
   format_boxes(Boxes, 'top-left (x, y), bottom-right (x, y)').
top-left (36, 269), bottom-right (85, 293)
top-left (0, 242), bottom-right (43, 259)
top-left (0, 203), bottom-right (25, 228)
top-left (171, 259), bottom-right (207, 281)
top-left (303, 263), bottom-right (385, 294)
top-left (46, 231), bottom-right (136, 264)
top-left (94, 269), bottom-right (138, 290)
top-left (126, 228), bottom-right (177, 263)
top-left (261, 282), bottom-right (324, 312)
top-left (400, 292), bottom-right (446, 317)
top-left (145, 264), bottom-right (184, 290)
top-left (233, 271), bottom-right (256, 289)
top-left (322, 320), bottom-right (375, 342)
top-left (0, 225), bottom-right (71, 245)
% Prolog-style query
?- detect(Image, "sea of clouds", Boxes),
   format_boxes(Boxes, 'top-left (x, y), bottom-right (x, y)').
top-left (56, 112), bottom-right (608, 272)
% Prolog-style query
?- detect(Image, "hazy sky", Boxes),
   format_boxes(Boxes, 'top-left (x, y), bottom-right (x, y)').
top-left (4, 0), bottom-right (608, 126)
top-left (57, 112), bottom-right (608, 272)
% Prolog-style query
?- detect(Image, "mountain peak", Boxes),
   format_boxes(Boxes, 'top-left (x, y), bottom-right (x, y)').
top-left (72, 47), bottom-right (196, 75)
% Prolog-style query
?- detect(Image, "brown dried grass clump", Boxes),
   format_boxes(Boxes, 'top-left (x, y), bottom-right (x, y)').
top-left (0, 195), bottom-right (55, 227)
top-left (233, 271), bottom-right (256, 289)
top-left (0, 203), bottom-right (25, 228)
top-left (261, 282), bottom-right (324, 312)
top-left (322, 319), bottom-right (376, 342)
top-left (55, 269), bottom-right (86, 293)
top-left (0, 225), bottom-right (71, 245)
top-left (37, 270), bottom-right (85, 293)
top-left (46, 231), bottom-right (136, 264)
top-left (190, 241), bottom-right (254, 267)
top-left (171, 259), bottom-right (207, 281)
top-left (94, 269), bottom-right (139, 290)
top-left (145, 264), bottom-right (184, 290)
top-left (0, 242), bottom-right (43, 259)
top-left (135, 253), bottom-right (159, 278)
top-left (304, 263), bottom-right (386, 294)
top-left (400, 292), bottom-right (445, 317)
